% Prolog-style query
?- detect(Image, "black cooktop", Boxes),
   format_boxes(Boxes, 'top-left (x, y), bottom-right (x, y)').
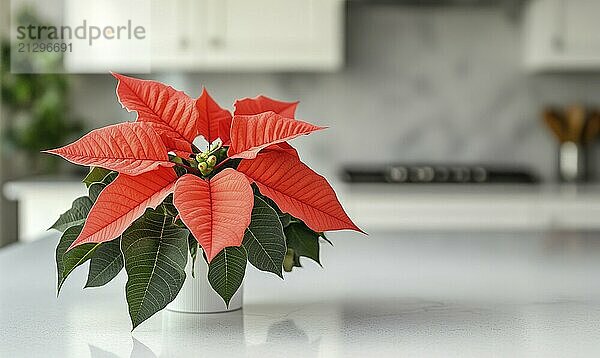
top-left (341, 164), bottom-right (539, 184)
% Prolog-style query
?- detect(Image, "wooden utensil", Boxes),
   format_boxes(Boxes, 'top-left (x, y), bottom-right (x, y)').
top-left (543, 109), bottom-right (567, 142)
top-left (566, 105), bottom-right (586, 142)
top-left (542, 105), bottom-right (600, 144)
top-left (583, 111), bottom-right (600, 145)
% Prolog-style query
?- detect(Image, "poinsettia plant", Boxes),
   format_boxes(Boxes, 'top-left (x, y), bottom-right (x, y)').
top-left (45, 73), bottom-right (362, 329)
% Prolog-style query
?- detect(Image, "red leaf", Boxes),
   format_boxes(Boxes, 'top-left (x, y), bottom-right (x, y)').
top-left (196, 88), bottom-right (232, 144)
top-left (146, 123), bottom-right (194, 154)
top-left (69, 167), bottom-right (178, 249)
top-left (237, 150), bottom-right (363, 233)
top-left (265, 142), bottom-right (299, 159)
top-left (228, 112), bottom-right (325, 160)
top-left (44, 122), bottom-right (174, 176)
top-left (173, 169), bottom-right (254, 262)
top-left (113, 73), bottom-right (198, 149)
top-left (218, 114), bottom-right (233, 146)
top-left (234, 95), bottom-right (299, 118)
top-left (231, 96), bottom-right (300, 148)
top-left (170, 149), bottom-right (194, 159)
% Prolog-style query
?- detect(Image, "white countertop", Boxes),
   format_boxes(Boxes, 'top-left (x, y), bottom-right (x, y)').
top-left (2, 231), bottom-right (600, 357)
top-left (342, 183), bottom-right (600, 231)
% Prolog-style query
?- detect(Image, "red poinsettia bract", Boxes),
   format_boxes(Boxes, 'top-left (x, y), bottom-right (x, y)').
top-left (45, 73), bottom-right (362, 262)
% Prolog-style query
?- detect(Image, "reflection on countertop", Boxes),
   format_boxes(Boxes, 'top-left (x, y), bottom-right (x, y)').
top-left (3, 231), bottom-right (600, 357)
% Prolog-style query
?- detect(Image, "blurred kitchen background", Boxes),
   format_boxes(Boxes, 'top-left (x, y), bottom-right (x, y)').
top-left (3, 0), bottom-right (600, 247)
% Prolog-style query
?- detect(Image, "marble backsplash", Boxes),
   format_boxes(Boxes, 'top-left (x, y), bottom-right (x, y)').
top-left (68, 4), bottom-right (600, 182)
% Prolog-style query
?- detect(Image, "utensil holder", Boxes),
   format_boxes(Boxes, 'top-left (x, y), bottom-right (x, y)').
top-left (558, 141), bottom-right (586, 182)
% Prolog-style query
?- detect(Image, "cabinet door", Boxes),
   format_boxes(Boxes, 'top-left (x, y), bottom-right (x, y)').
top-left (203, 0), bottom-right (343, 71)
top-left (63, 0), bottom-right (152, 73)
top-left (524, 0), bottom-right (600, 71)
top-left (150, 0), bottom-right (205, 70)
top-left (64, 0), bottom-right (343, 72)
top-left (560, 0), bottom-right (600, 55)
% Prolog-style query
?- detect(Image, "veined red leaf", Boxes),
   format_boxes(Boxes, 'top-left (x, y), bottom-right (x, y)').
top-left (218, 114), bottom-right (233, 146)
top-left (146, 123), bottom-right (194, 154)
top-left (237, 150), bottom-right (363, 233)
top-left (69, 167), bottom-right (178, 249)
top-left (113, 73), bottom-right (199, 145)
top-left (265, 142), bottom-right (299, 159)
top-left (196, 88), bottom-right (232, 144)
top-left (234, 95), bottom-right (299, 118)
top-left (44, 122), bottom-right (173, 176)
top-left (170, 149), bottom-right (194, 159)
top-left (232, 96), bottom-right (299, 149)
top-left (228, 112), bottom-right (325, 160)
top-left (173, 169), bottom-right (254, 262)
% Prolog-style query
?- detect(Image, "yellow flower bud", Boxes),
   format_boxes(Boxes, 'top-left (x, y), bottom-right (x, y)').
top-left (196, 153), bottom-right (208, 162)
top-left (207, 155), bottom-right (217, 167)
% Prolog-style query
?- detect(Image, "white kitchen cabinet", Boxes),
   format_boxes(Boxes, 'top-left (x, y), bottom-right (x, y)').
top-left (524, 0), bottom-right (600, 71)
top-left (149, 0), bottom-right (202, 69)
top-left (63, 0), bottom-right (152, 73)
top-left (65, 0), bottom-right (344, 72)
top-left (196, 0), bottom-right (344, 71)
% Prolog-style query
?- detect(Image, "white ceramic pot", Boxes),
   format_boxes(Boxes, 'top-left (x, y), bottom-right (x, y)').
top-left (166, 256), bottom-right (243, 313)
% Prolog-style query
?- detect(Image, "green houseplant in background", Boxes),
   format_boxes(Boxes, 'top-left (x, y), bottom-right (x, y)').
top-left (1, 8), bottom-right (83, 175)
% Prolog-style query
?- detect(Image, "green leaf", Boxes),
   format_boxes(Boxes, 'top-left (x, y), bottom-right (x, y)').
top-left (253, 187), bottom-right (295, 227)
top-left (85, 237), bottom-right (124, 288)
top-left (56, 225), bottom-right (99, 294)
top-left (50, 196), bottom-right (93, 232)
top-left (242, 196), bottom-right (286, 278)
top-left (103, 171), bottom-right (118, 184)
top-left (52, 170), bottom-right (119, 232)
top-left (161, 194), bottom-right (178, 217)
top-left (82, 167), bottom-right (111, 187)
top-left (320, 232), bottom-right (333, 246)
top-left (208, 246), bottom-right (247, 306)
top-left (88, 183), bottom-right (104, 203)
top-left (188, 234), bottom-right (198, 278)
top-left (283, 248), bottom-right (302, 272)
top-left (88, 172), bottom-right (118, 202)
top-left (121, 209), bottom-right (189, 330)
top-left (279, 213), bottom-right (294, 228)
top-left (284, 223), bottom-right (321, 266)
